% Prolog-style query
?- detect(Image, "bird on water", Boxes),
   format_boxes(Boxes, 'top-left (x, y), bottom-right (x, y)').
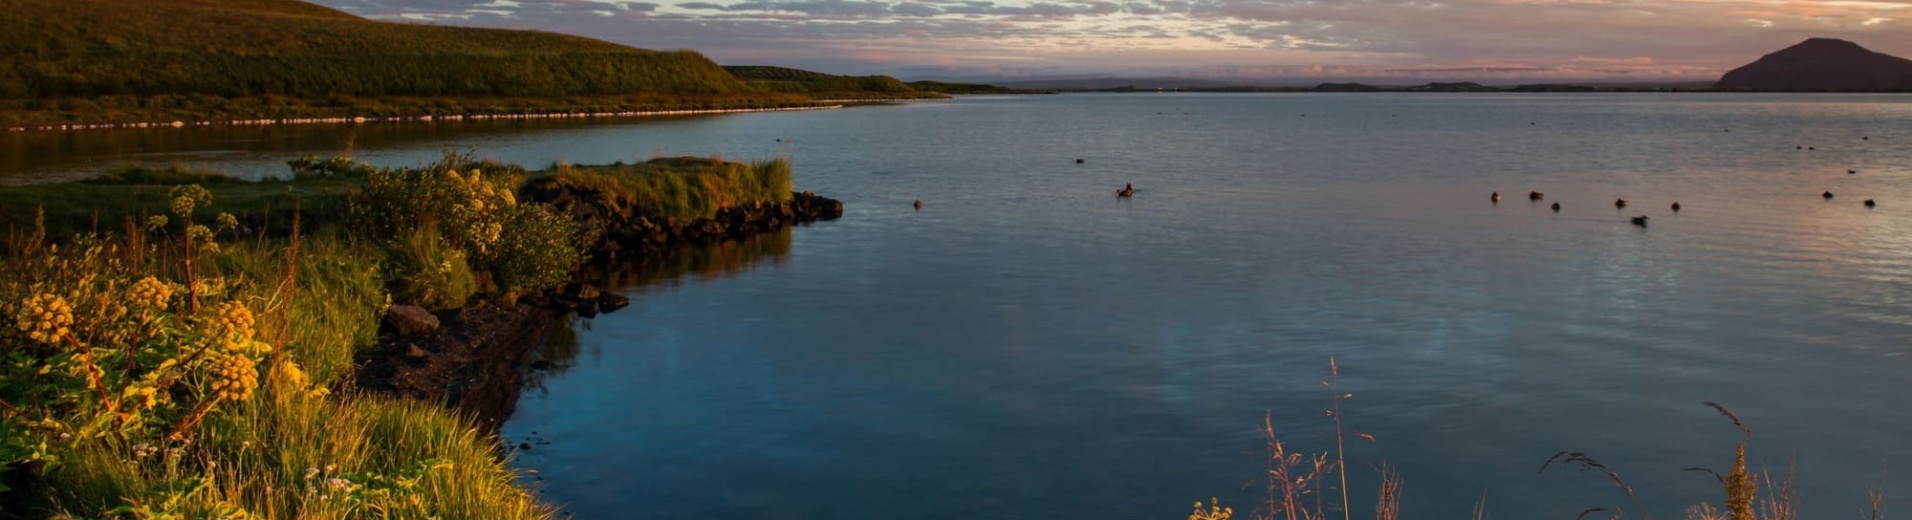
top-left (1491, 191), bottom-right (1502, 203)
top-left (1671, 202), bottom-right (1681, 212)
top-left (1529, 191), bottom-right (1543, 200)
top-left (1551, 202), bottom-right (1560, 212)
top-left (913, 200), bottom-right (922, 210)
top-left (1614, 198), bottom-right (1628, 209)
top-left (1631, 215), bottom-right (1649, 227)
top-left (1866, 199), bottom-right (1877, 208)
top-left (1824, 191), bottom-right (1835, 200)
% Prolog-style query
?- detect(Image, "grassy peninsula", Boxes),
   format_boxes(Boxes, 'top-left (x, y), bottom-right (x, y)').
top-left (0, 153), bottom-right (818, 518)
top-left (0, 0), bottom-right (945, 127)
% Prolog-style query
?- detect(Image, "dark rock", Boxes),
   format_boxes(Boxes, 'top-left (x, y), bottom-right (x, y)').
top-left (598, 292), bottom-right (630, 312)
top-left (520, 443), bottom-right (532, 451)
top-left (1716, 38), bottom-right (1912, 91)
top-left (357, 303), bottom-right (560, 433)
top-left (384, 305), bottom-right (440, 337)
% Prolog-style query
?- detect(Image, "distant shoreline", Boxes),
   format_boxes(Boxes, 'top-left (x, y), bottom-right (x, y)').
top-left (3, 104), bottom-right (846, 134)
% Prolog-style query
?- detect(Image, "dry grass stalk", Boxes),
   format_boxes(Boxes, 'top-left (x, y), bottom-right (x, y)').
top-left (1726, 442), bottom-right (1757, 520)
top-left (1863, 474), bottom-right (1885, 520)
top-left (1472, 490), bottom-right (1491, 520)
top-left (1326, 357), bottom-right (1353, 520)
top-left (1539, 451), bottom-right (1650, 519)
top-left (1258, 411), bottom-right (1334, 520)
top-left (1373, 464), bottom-right (1402, 520)
top-left (1756, 465), bottom-right (1797, 520)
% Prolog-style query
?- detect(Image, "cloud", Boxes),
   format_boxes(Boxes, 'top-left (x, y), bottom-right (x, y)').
top-left (311, 0), bottom-right (1912, 81)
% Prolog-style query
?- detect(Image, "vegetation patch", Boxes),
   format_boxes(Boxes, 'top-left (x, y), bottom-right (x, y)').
top-left (547, 156), bottom-right (795, 221)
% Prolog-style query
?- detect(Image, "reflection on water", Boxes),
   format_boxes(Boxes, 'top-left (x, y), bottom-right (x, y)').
top-left (0, 114), bottom-right (741, 184)
top-left (523, 228), bottom-right (794, 392)
top-left (580, 227), bottom-right (793, 294)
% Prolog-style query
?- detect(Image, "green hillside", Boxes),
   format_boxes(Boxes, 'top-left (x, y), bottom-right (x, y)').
top-left (0, 0), bottom-right (750, 99)
top-left (724, 65), bottom-right (931, 98)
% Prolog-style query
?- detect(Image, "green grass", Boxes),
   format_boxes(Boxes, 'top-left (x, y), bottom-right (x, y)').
top-left (547, 156), bottom-right (795, 221)
top-left (0, 0), bottom-right (748, 100)
top-left (3, 201), bottom-right (549, 519)
top-left (0, 174), bottom-right (355, 244)
top-left (725, 66), bottom-right (945, 100)
top-left (0, 0), bottom-right (942, 126)
top-left (83, 164), bottom-right (240, 186)
top-left (907, 80), bottom-right (1017, 94)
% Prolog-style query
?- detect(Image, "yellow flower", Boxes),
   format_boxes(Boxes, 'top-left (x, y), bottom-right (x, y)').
top-left (211, 353), bottom-right (259, 402)
top-left (208, 301), bottom-right (257, 350)
top-left (129, 276), bottom-right (172, 310)
top-left (15, 293), bottom-right (73, 344)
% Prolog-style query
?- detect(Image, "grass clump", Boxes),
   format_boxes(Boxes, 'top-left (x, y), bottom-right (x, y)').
top-left (548, 156), bottom-right (794, 221)
top-left (0, 185), bottom-right (551, 518)
top-left (349, 151), bottom-right (587, 301)
top-left (84, 165), bottom-right (238, 186)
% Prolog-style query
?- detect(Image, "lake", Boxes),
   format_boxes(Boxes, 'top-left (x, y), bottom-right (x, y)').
top-left (17, 93), bottom-right (1912, 518)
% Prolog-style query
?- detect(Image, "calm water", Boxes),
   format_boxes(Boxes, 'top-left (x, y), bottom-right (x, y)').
top-left (22, 94), bottom-right (1912, 518)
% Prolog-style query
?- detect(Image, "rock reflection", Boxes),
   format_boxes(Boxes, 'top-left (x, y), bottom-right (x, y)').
top-left (521, 227), bottom-right (793, 392)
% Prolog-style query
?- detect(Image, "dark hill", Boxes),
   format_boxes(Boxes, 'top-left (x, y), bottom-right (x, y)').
top-left (0, 0), bottom-right (749, 99)
top-left (723, 66), bottom-right (925, 97)
top-left (1715, 38), bottom-right (1912, 91)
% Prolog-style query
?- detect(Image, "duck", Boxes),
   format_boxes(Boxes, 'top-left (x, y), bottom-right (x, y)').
top-left (1529, 191), bottom-right (1543, 201)
top-left (1614, 198), bottom-right (1628, 209)
top-left (1551, 202), bottom-right (1561, 212)
top-left (1631, 215), bottom-right (1649, 227)
top-left (1671, 202), bottom-right (1681, 212)
top-left (1076, 158), bottom-right (1085, 164)
top-left (913, 200), bottom-right (923, 210)
top-left (1849, 169), bottom-right (1857, 174)
top-left (1491, 191), bottom-right (1502, 203)
top-left (1116, 183), bottom-right (1135, 198)
top-left (1824, 191), bottom-right (1835, 200)
top-left (1866, 199), bottom-right (1877, 208)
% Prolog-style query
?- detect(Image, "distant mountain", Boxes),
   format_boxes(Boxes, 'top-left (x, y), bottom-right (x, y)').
top-left (1715, 38), bottom-right (1912, 91)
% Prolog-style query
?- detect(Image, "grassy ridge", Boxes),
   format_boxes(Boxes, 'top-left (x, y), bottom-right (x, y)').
top-left (724, 66), bottom-right (935, 99)
top-left (0, 0), bottom-right (943, 125)
top-left (0, 0), bottom-right (747, 99)
top-left (548, 156), bottom-right (796, 221)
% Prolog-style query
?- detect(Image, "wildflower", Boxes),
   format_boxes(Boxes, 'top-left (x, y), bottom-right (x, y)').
top-left (211, 301), bottom-right (255, 340)
top-left (168, 184), bottom-right (213, 218)
top-left (145, 215), bottom-right (170, 231)
top-left (15, 293), bottom-right (74, 344)
top-left (211, 353), bottom-right (259, 402)
top-left (129, 276), bottom-right (172, 310)
top-left (304, 467), bottom-right (319, 480)
top-left (215, 212), bottom-right (239, 231)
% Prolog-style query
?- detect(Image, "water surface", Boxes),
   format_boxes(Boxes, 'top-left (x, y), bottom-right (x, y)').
top-left (22, 93), bottom-right (1912, 518)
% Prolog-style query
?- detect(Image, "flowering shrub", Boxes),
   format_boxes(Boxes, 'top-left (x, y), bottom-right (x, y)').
top-left (350, 154), bottom-right (584, 299)
top-left (0, 187), bottom-right (270, 490)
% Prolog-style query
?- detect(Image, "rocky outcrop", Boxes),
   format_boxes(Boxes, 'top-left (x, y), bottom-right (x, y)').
top-left (354, 180), bottom-right (842, 433)
top-left (520, 178), bottom-right (844, 260)
top-left (356, 303), bottom-right (559, 431)
top-left (1715, 38), bottom-right (1912, 91)
top-left (382, 305), bottom-right (440, 336)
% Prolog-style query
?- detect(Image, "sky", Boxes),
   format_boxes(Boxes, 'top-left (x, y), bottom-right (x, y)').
top-left (309, 0), bottom-right (1912, 83)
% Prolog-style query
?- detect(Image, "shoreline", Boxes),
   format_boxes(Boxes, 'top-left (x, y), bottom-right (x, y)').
top-left (2, 104), bottom-right (846, 133)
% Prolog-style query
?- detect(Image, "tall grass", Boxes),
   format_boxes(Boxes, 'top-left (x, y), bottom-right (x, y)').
top-left (2, 187), bottom-right (549, 518)
top-left (547, 156), bottom-right (794, 221)
top-left (1207, 361), bottom-right (1873, 520)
